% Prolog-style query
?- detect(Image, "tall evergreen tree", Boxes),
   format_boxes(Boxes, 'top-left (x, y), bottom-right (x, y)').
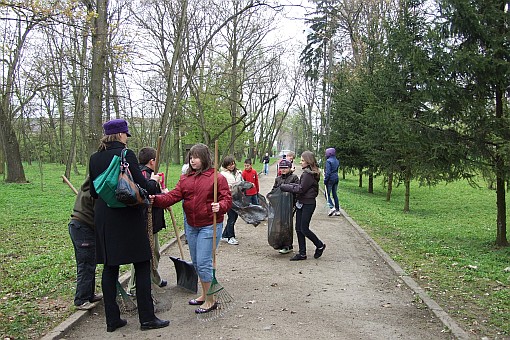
top-left (436, 0), bottom-right (510, 246)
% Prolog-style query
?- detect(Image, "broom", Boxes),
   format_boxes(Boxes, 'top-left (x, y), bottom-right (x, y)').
top-left (61, 175), bottom-right (137, 314)
top-left (197, 140), bottom-right (234, 321)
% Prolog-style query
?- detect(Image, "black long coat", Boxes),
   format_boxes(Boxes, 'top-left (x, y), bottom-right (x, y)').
top-left (89, 141), bottom-right (151, 266)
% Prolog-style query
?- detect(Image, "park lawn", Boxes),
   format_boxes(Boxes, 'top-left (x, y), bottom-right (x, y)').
top-left (337, 173), bottom-right (510, 338)
top-left (0, 162), bottom-right (184, 340)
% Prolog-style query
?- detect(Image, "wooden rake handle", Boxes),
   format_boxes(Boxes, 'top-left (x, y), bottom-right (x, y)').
top-left (167, 207), bottom-right (187, 260)
top-left (62, 175), bottom-right (78, 195)
top-left (212, 140), bottom-right (218, 267)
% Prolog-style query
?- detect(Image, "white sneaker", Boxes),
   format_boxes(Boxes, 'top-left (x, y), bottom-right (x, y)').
top-left (221, 237), bottom-right (229, 242)
top-left (227, 237), bottom-right (239, 245)
top-left (328, 208), bottom-right (335, 216)
top-left (334, 210), bottom-right (341, 216)
top-left (279, 246), bottom-right (293, 254)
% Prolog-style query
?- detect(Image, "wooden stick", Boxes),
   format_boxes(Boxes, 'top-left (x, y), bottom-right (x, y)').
top-left (154, 136), bottom-right (163, 173)
top-left (62, 175), bottom-right (78, 195)
top-left (167, 207), bottom-right (187, 259)
top-left (212, 140), bottom-right (218, 267)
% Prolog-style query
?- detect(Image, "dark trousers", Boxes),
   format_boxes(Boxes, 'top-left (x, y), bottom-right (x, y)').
top-left (68, 220), bottom-right (96, 306)
top-left (326, 180), bottom-right (340, 210)
top-left (295, 201), bottom-right (323, 256)
top-left (102, 261), bottom-right (155, 326)
top-left (222, 209), bottom-right (238, 239)
top-left (246, 194), bottom-right (259, 205)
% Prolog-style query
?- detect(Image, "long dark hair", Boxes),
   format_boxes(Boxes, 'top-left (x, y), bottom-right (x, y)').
top-left (301, 151), bottom-right (321, 179)
top-left (187, 143), bottom-right (212, 175)
top-left (221, 155), bottom-right (238, 172)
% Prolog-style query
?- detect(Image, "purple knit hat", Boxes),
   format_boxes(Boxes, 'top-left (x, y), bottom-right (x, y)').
top-left (325, 147), bottom-right (336, 157)
top-left (103, 119), bottom-right (131, 137)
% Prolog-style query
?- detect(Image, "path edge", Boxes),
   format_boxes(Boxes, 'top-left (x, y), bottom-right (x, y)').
top-left (340, 208), bottom-right (472, 340)
top-left (39, 237), bottom-right (179, 340)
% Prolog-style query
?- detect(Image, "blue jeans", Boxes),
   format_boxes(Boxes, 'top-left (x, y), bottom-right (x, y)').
top-left (326, 180), bottom-right (340, 210)
top-left (68, 219), bottom-right (97, 306)
top-left (263, 163), bottom-right (269, 175)
top-left (184, 221), bottom-right (223, 283)
top-left (246, 194), bottom-right (259, 205)
top-left (222, 209), bottom-right (238, 239)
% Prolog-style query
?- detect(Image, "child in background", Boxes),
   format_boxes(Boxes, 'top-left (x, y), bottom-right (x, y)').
top-left (271, 159), bottom-right (299, 254)
top-left (220, 156), bottom-right (243, 245)
top-left (242, 158), bottom-right (260, 205)
top-left (286, 151), bottom-right (296, 173)
top-left (128, 147), bottom-right (168, 296)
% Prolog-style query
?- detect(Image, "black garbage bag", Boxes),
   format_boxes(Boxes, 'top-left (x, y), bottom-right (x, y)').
top-left (266, 187), bottom-right (293, 249)
top-left (231, 181), bottom-right (268, 227)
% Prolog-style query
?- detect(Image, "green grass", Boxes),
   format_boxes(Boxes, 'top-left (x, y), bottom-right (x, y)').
top-left (338, 173), bottom-right (510, 338)
top-left (0, 163), bottom-right (184, 340)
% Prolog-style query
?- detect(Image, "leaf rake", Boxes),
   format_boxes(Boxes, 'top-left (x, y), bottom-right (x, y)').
top-left (197, 140), bottom-right (234, 321)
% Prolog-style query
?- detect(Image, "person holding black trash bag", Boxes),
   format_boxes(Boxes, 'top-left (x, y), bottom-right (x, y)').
top-left (88, 118), bottom-right (169, 332)
top-left (279, 151), bottom-right (326, 261)
top-left (268, 159), bottom-right (299, 254)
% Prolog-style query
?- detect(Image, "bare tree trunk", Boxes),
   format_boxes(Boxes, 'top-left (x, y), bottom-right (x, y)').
top-left (386, 172), bottom-right (393, 202)
top-left (368, 171), bottom-right (373, 193)
top-left (404, 168), bottom-right (411, 212)
top-left (88, 0), bottom-right (109, 156)
top-left (495, 87), bottom-right (508, 246)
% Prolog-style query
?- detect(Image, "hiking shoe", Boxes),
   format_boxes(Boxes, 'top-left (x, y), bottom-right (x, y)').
top-left (328, 208), bottom-right (335, 216)
top-left (334, 210), bottom-right (341, 216)
top-left (314, 244), bottom-right (326, 259)
top-left (279, 246), bottom-right (293, 254)
top-left (289, 254), bottom-right (307, 261)
top-left (227, 237), bottom-right (239, 245)
top-left (76, 301), bottom-right (95, 310)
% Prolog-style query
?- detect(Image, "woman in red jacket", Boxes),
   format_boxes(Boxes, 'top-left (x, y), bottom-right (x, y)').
top-left (150, 143), bottom-right (232, 314)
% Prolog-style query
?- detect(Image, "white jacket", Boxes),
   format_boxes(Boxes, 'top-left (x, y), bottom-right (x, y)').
top-left (220, 167), bottom-right (243, 191)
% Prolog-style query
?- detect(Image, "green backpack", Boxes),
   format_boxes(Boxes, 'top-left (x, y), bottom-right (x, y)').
top-left (93, 150), bottom-right (127, 208)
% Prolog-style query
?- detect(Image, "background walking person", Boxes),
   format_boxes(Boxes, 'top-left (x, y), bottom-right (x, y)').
top-left (262, 152), bottom-right (270, 175)
top-left (324, 147), bottom-right (341, 216)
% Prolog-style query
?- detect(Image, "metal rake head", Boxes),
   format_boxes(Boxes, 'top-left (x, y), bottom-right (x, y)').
top-left (197, 289), bottom-right (235, 321)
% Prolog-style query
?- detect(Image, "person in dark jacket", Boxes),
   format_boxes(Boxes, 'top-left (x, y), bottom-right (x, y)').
top-left (280, 151), bottom-right (326, 261)
top-left (128, 147), bottom-right (168, 295)
top-left (88, 119), bottom-right (169, 332)
top-left (271, 159), bottom-right (299, 254)
top-left (324, 147), bottom-right (341, 216)
top-left (262, 152), bottom-right (270, 175)
top-left (68, 176), bottom-right (103, 310)
top-left (151, 143), bottom-right (232, 315)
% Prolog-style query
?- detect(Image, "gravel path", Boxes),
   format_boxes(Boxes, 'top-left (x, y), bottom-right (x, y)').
top-left (42, 163), bottom-right (469, 340)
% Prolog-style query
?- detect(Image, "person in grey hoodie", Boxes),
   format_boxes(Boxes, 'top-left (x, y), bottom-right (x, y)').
top-left (324, 147), bottom-right (341, 216)
top-left (280, 151), bottom-right (326, 261)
